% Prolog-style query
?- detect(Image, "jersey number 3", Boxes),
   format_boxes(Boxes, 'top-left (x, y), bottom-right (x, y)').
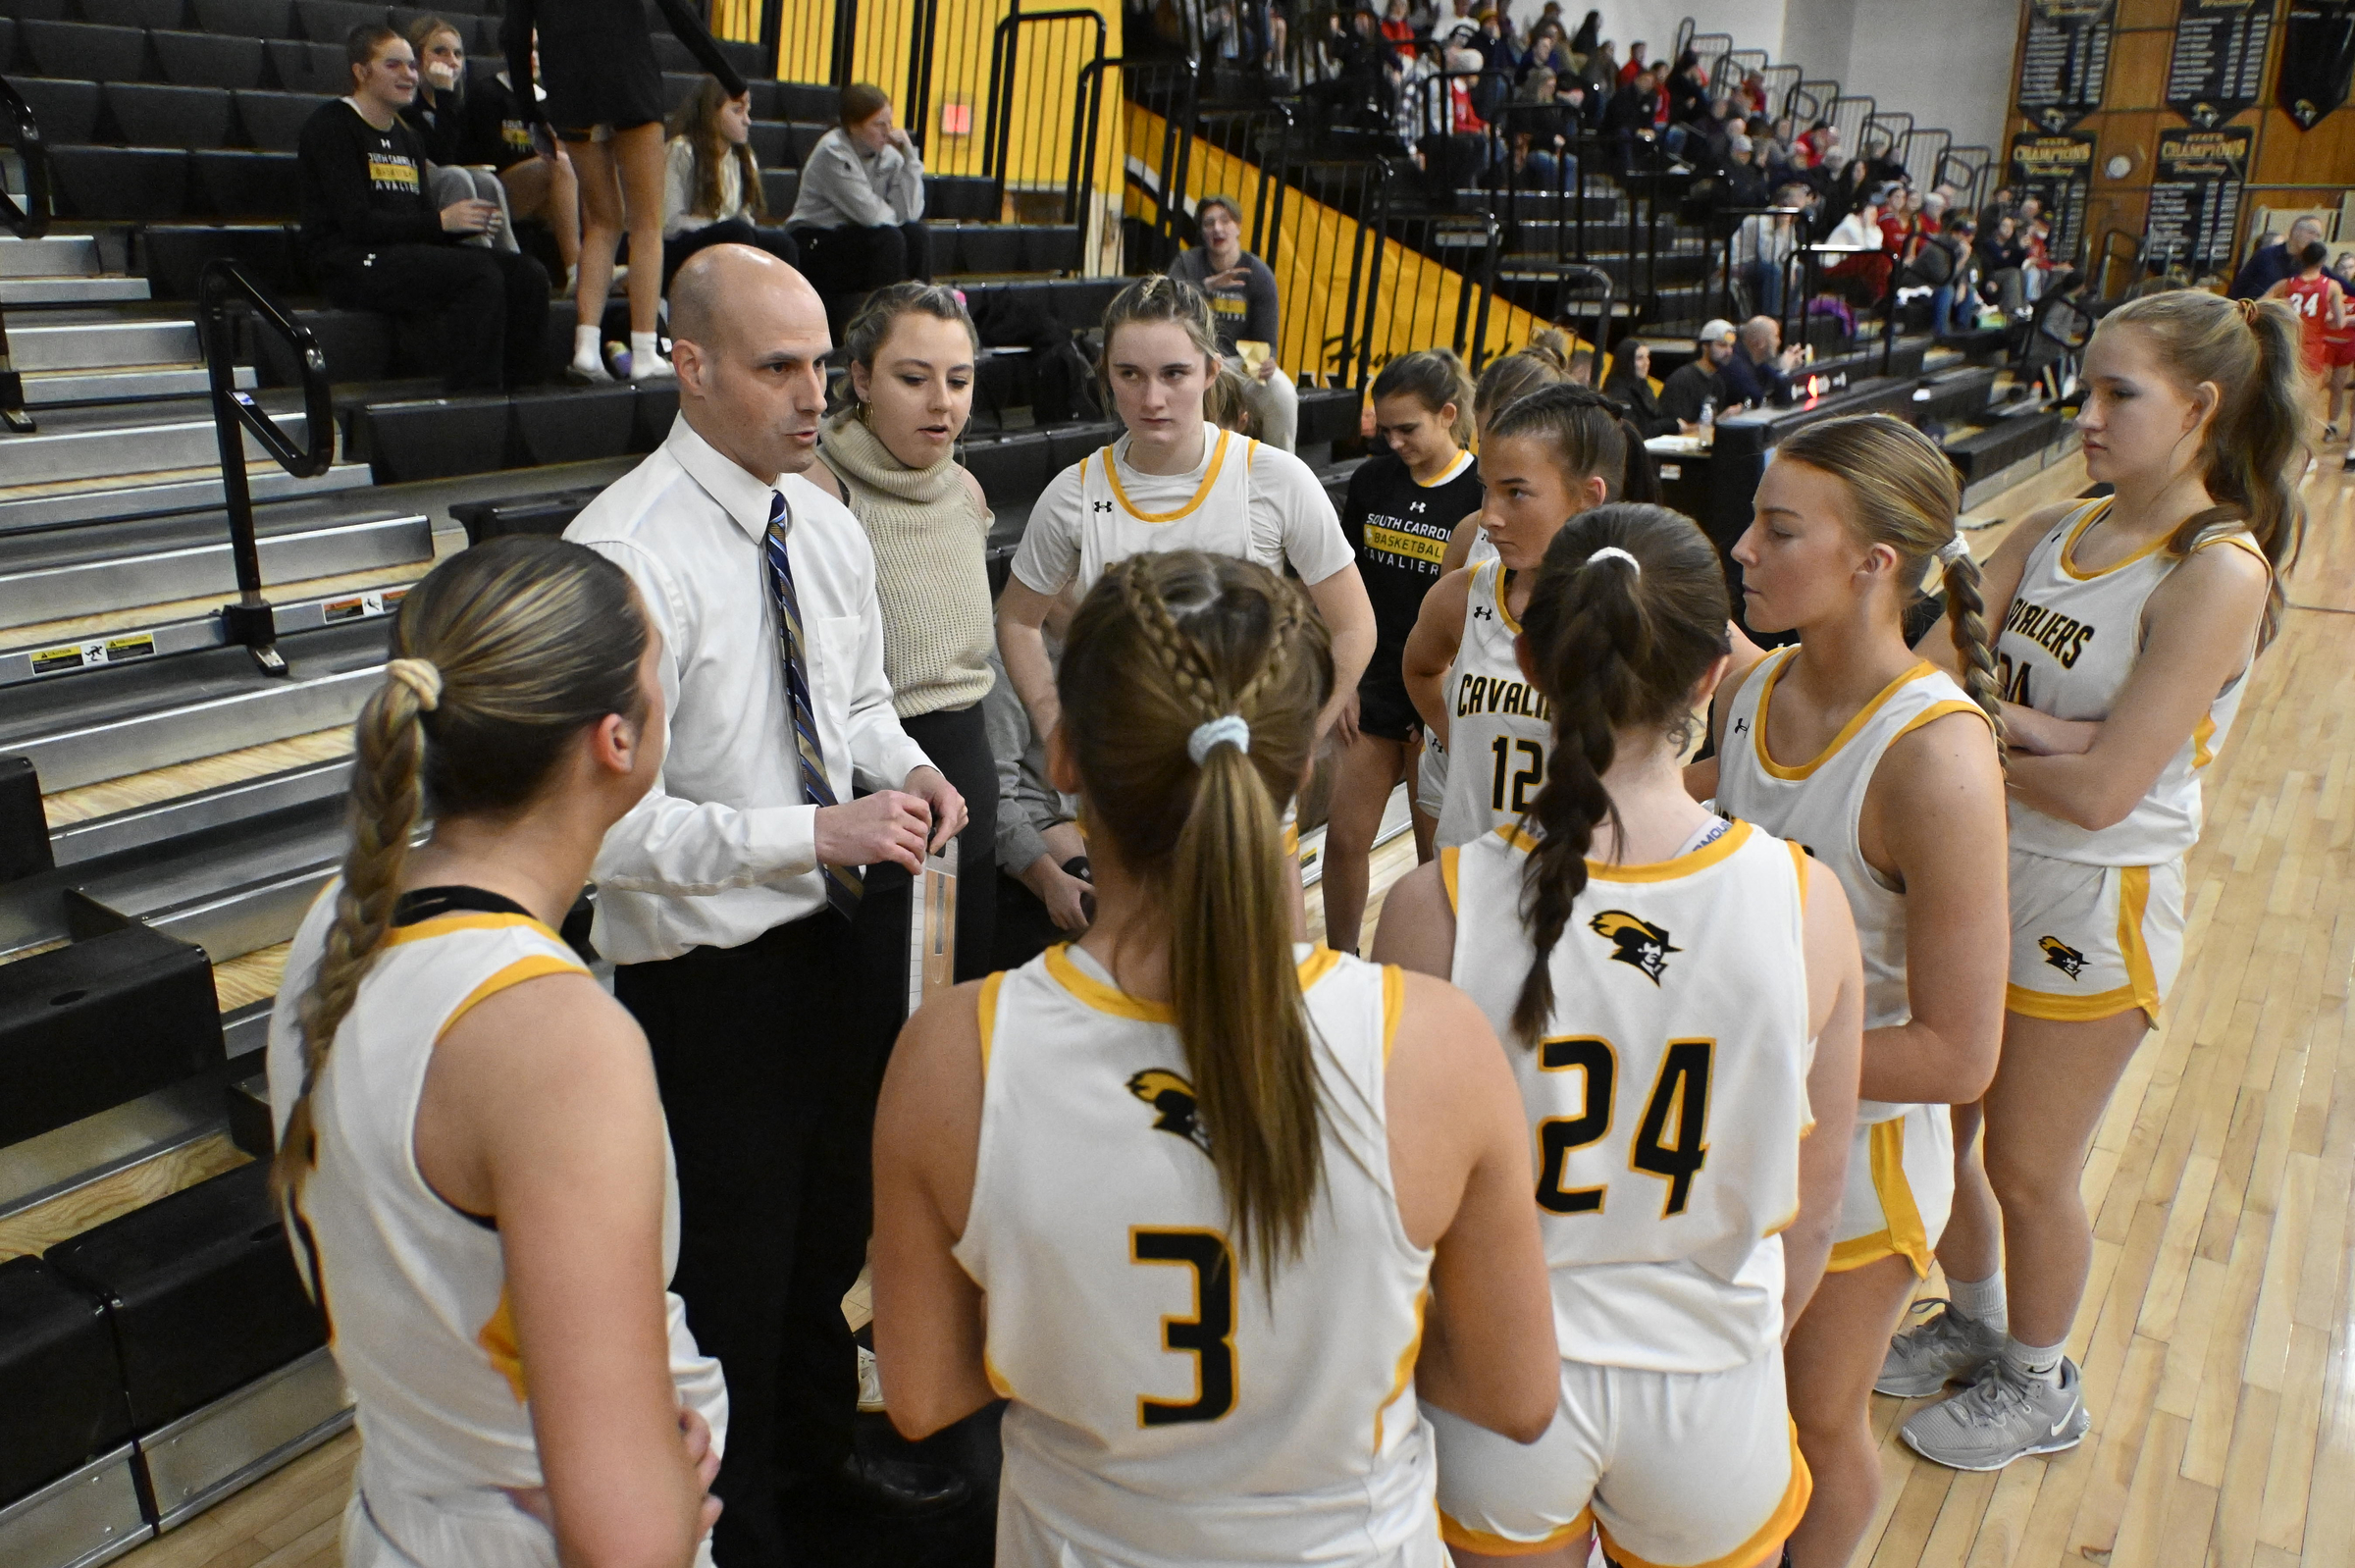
top-left (1132, 1228), bottom-right (1237, 1426)
top-left (1536, 1035), bottom-right (1714, 1218)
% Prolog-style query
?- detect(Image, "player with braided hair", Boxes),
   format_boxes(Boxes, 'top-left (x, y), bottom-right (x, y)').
top-left (1694, 413), bottom-right (2010, 1562)
top-left (264, 536), bottom-right (727, 1567)
top-left (872, 549), bottom-right (1556, 1568)
top-left (1377, 504), bottom-right (1864, 1568)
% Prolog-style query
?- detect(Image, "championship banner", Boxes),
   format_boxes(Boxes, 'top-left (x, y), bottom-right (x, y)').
top-left (2143, 127), bottom-right (2253, 272)
top-left (2008, 131), bottom-right (2097, 259)
top-left (908, 838), bottom-right (958, 1016)
top-left (2166, 0), bottom-right (2274, 127)
top-left (2018, 0), bottom-right (2118, 131)
top-left (2277, 0), bottom-right (2355, 129)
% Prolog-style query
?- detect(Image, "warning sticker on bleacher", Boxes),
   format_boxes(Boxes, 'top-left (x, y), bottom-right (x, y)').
top-left (105, 635), bottom-right (155, 662)
top-left (30, 645), bottom-right (88, 675)
top-left (323, 593), bottom-right (392, 623)
top-left (28, 633), bottom-right (153, 675)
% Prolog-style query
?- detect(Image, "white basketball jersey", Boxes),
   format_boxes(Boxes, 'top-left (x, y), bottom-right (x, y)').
top-left (1998, 498), bottom-right (2266, 865)
top-left (1716, 647), bottom-right (1984, 1123)
top-left (1466, 532), bottom-right (1499, 570)
top-left (954, 944), bottom-right (1443, 1568)
top-left (267, 890), bottom-right (725, 1567)
top-left (1072, 423), bottom-right (1260, 596)
top-left (1444, 822), bottom-right (1813, 1373)
top-left (1437, 558), bottom-right (1554, 850)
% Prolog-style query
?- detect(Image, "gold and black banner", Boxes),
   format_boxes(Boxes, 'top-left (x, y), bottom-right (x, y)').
top-left (2019, 0), bottom-right (2117, 131)
top-left (2009, 131), bottom-right (2097, 257)
top-left (2167, 0), bottom-right (2273, 127)
top-left (2277, 0), bottom-right (2355, 129)
top-left (2144, 127), bottom-right (2253, 271)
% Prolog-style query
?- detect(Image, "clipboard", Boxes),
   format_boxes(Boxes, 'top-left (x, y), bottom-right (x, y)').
top-left (908, 837), bottom-right (958, 1015)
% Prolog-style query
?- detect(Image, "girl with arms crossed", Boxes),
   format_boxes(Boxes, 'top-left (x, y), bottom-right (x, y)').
top-left (1379, 504), bottom-right (1865, 1568)
top-left (874, 550), bottom-right (1557, 1567)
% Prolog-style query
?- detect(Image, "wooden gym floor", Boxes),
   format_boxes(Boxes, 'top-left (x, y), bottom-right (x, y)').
top-left (79, 448), bottom-right (2355, 1568)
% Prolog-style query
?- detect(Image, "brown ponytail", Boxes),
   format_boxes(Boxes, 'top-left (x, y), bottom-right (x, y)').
top-left (1473, 330), bottom-right (1574, 435)
top-left (1058, 551), bottom-right (1334, 1273)
top-left (2096, 290), bottom-right (2308, 650)
top-left (1511, 506), bottom-right (1731, 1043)
top-left (1485, 381), bottom-right (1650, 504)
top-left (272, 537), bottom-right (651, 1213)
top-left (1372, 347), bottom-right (1477, 446)
top-left (1775, 414), bottom-right (2006, 756)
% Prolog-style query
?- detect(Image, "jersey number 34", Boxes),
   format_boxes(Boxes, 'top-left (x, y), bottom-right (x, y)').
top-left (1535, 1035), bottom-right (1713, 1219)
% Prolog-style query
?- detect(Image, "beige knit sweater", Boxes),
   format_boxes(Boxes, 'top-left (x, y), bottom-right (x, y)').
top-left (816, 412), bottom-right (997, 717)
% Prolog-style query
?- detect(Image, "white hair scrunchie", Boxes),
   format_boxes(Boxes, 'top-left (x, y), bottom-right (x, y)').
top-left (1934, 536), bottom-right (1972, 566)
top-left (1587, 546), bottom-right (1642, 574)
top-left (1186, 714), bottom-right (1253, 765)
top-left (386, 657), bottom-right (444, 712)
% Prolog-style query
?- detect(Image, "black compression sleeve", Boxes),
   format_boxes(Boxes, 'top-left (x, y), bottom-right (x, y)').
top-left (652, 0), bottom-right (748, 99)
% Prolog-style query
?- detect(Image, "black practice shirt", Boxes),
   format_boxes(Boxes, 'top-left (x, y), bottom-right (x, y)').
top-left (297, 99), bottom-right (446, 273)
top-left (1342, 448), bottom-right (1485, 674)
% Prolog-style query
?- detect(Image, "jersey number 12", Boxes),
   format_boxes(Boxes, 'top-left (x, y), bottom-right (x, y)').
top-left (1491, 736), bottom-right (1545, 815)
top-left (1132, 1228), bottom-right (1236, 1426)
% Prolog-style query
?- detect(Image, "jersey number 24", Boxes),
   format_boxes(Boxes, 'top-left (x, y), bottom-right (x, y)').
top-left (1535, 1035), bottom-right (1713, 1218)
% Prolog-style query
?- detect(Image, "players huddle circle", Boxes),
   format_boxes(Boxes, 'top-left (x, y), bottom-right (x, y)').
top-left (274, 261), bottom-right (2309, 1568)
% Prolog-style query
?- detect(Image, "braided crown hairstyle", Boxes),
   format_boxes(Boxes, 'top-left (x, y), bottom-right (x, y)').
top-left (1473, 328), bottom-right (1575, 434)
top-left (1484, 381), bottom-right (1662, 507)
top-left (271, 537), bottom-right (650, 1212)
top-left (1058, 550), bottom-right (1335, 1273)
top-left (1098, 274), bottom-right (1224, 397)
top-left (1775, 414), bottom-right (2005, 756)
top-left (1509, 506), bottom-right (1731, 1042)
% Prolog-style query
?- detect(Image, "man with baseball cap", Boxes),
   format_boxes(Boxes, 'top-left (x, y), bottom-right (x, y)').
top-left (1657, 318), bottom-right (1737, 432)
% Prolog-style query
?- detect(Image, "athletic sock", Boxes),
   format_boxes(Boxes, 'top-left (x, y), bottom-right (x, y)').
top-left (571, 324), bottom-right (601, 368)
top-left (1947, 1271), bottom-right (2007, 1333)
top-left (631, 330), bottom-right (661, 366)
top-left (2002, 1333), bottom-right (2066, 1386)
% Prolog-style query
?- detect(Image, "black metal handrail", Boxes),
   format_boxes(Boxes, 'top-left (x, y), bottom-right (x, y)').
top-left (983, 8), bottom-right (1108, 206)
top-left (1075, 57), bottom-right (1199, 275)
top-left (197, 258), bottom-right (335, 676)
top-left (1, 77), bottom-right (53, 436)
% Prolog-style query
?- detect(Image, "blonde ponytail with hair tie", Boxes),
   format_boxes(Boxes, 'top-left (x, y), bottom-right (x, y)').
top-left (386, 657), bottom-right (443, 711)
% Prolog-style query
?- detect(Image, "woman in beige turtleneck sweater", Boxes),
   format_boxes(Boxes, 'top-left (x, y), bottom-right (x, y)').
top-left (805, 283), bottom-right (1001, 982)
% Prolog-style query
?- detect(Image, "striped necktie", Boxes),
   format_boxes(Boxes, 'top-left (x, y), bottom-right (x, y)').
top-left (762, 490), bottom-right (862, 921)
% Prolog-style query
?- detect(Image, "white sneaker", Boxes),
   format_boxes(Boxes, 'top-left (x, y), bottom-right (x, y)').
top-left (857, 1345), bottom-right (886, 1414)
top-left (1900, 1354), bottom-right (2087, 1471)
top-left (1876, 1299), bottom-right (2004, 1397)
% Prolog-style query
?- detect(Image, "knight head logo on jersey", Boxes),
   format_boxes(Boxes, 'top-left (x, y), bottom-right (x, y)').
top-left (1128, 1070), bottom-right (1213, 1154)
top-left (1590, 912), bottom-right (1680, 983)
top-left (2039, 936), bottom-right (2087, 980)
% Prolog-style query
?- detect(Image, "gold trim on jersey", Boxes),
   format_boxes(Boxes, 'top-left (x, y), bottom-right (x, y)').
top-left (2057, 497), bottom-right (2173, 582)
top-left (1097, 429), bottom-right (1241, 523)
top-left (1486, 558), bottom-right (1524, 635)
top-left (1823, 1119), bottom-right (1931, 1277)
top-left (1439, 1506), bottom-right (1596, 1556)
top-left (1488, 818), bottom-right (1760, 881)
top-left (1371, 1286), bottom-right (1428, 1454)
top-left (1594, 1420), bottom-right (1811, 1568)
top-left (1439, 845), bottom-right (1461, 913)
top-left (383, 911), bottom-right (567, 948)
top-left (478, 1287), bottom-right (527, 1403)
top-left (2005, 863), bottom-right (2162, 1023)
top-left (2191, 712), bottom-right (2218, 768)
top-left (440, 954), bottom-right (589, 1039)
top-left (1789, 841), bottom-right (1811, 910)
top-left (1381, 965), bottom-right (1407, 1063)
top-left (1042, 942), bottom-right (1343, 1021)
top-left (1891, 699), bottom-right (1991, 744)
top-left (1415, 449), bottom-right (1476, 487)
top-left (976, 970), bottom-right (1006, 1076)
top-left (1752, 653), bottom-right (1942, 782)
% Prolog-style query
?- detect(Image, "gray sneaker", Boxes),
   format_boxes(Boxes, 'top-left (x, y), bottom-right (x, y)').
top-left (1876, 1299), bottom-right (2004, 1397)
top-left (1900, 1355), bottom-right (2088, 1471)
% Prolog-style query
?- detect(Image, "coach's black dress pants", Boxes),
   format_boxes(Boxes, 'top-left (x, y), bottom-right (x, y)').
top-left (614, 909), bottom-right (897, 1568)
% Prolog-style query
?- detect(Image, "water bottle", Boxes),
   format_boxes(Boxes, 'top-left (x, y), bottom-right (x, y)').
top-left (1699, 396), bottom-right (1715, 444)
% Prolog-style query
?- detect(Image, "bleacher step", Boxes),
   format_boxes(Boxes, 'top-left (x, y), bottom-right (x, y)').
top-left (0, 274), bottom-right (151, 305)
top-left (11, 317), bottom-right (201, 371)
top-left (23, 363), bottom-right (248, 406)
top-left (0, 235), bottom-right (102, 279)
top-left (0, 460), bottom-right (375, 533)
top-left (0, 507), bottom-right (430, 629)
top-left (0, 405), bottom-right (320, 487)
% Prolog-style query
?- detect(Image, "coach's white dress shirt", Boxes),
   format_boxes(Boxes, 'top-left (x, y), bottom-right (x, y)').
top-left (566, 415), bottom-right (934, 965)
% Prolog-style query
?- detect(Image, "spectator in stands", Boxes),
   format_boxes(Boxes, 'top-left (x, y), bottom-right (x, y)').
top-left (1665, 48), bottom-right (1709, 125)
top-left (1921, 213), bottom-right (1980, 334)
top-left (1382, 0), bottom-right (1420, 62)
top-left (298, 26), bottom-right (550, 393)
top-left (805, 283), bottom-right (1000, 983)
top-left (981, 619), bottom-right (1089, 971)
top-left (1507, 68), bottom-right (1577, 188)
top-left (1821, 185), bottom-right (1892, 305)
top-left (1620, 39), bottom-right (1648, 82)
top-left (563, 245), bottom-right (970, 1566)
top-left (1732, 182), bottom-right (1806, 317)
top-left (396, 17), bottom-right (523, 262)
top-left (1568, 6), bottom-right (1598, 51)
top-left (1602, 340), bottom-right (1671, 436)
top-left (1977, 183), bottom-right (2015, 237)
top-left (1582, 41), bottom-right (1619, 101)
top-left (1470, 8), bottom-right (1519, 120)
top-left (1602, 65), bottom-right (1664, 169)
top-left (661, 79), bottom-right (798, 287)
top-left (1762, 116), bottom-right (1801, 183)
top-left (2020, 213), bottom-right (2053, 301)
top-left (1976, 211), bottom-right (2030, 320)
top-left (788, 85), bottom-right (931, 335)
top-left (2229, 214), bottom-right (2338, 299)
top-left (1167, 194), bottom-right (1299, 450)
top-left (1723, 131), bottom-right (1769, 208)
top-left (1860, 134), bottom-right (1906, 189)
top-left (502, 0), bottom-right (748, 383)
top-left (1719, 313), bottom-right (1802, 408)
top-left (1520, 17), bottom-right (1571, 79)
top-left (1658, 318), bottom-right (1736, 430)
top-left (460, 30), bottom-right (581, 295)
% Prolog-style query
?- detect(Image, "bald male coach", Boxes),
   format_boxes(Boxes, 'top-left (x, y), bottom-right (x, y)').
top-left (567, 245), bottom-right (970, 1566)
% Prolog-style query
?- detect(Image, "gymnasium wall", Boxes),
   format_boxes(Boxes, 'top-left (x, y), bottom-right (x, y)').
top-left (1997, 0), bottom-right (2354, 277)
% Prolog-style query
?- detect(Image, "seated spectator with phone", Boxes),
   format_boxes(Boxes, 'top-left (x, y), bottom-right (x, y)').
top-left (298, 25), bottom-right (550, 392)
top-left (1166, 194), bottom-right (1300, 450)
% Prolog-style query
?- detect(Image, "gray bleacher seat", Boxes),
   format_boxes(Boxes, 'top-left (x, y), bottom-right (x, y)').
top-left (5, 74), bottom-right (98, 142)
top-left (48, 144), bottom-right (188, 220)
top-left (744, 119), bottom-right (788, 167)
top-left (0, 19), bottom-right (15, 70)
top-left (266, 37), bottom-right (347, 93)
top-left (82, 0), bottom-right (187, 27)
top-left (467, 12), bottom-right (500, 54)
top-left (234, 86), bottom-right (327, 150)
top-left (17, 18), bottom-right (146, 78)
top-left (760, 167), bottom-right (798, 215)
top-left (659, 70), bottom-right (698, 112)
top-left (106, 80), bottom-right (232, 147)
top-left (293, 0), bottom-right (389, 45)
top-left (718, 38), bottom-right (759, 79)
top-left (192, 147), bottom-right (297, 218)
top-left (772, 82), bottom-right (834, 121)
top-left (190, 0), bottom-right (295, 37)
top-left (3, 0), bottom-right (71, 22)
top-left (151, 29), bottom-right (268, 88)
